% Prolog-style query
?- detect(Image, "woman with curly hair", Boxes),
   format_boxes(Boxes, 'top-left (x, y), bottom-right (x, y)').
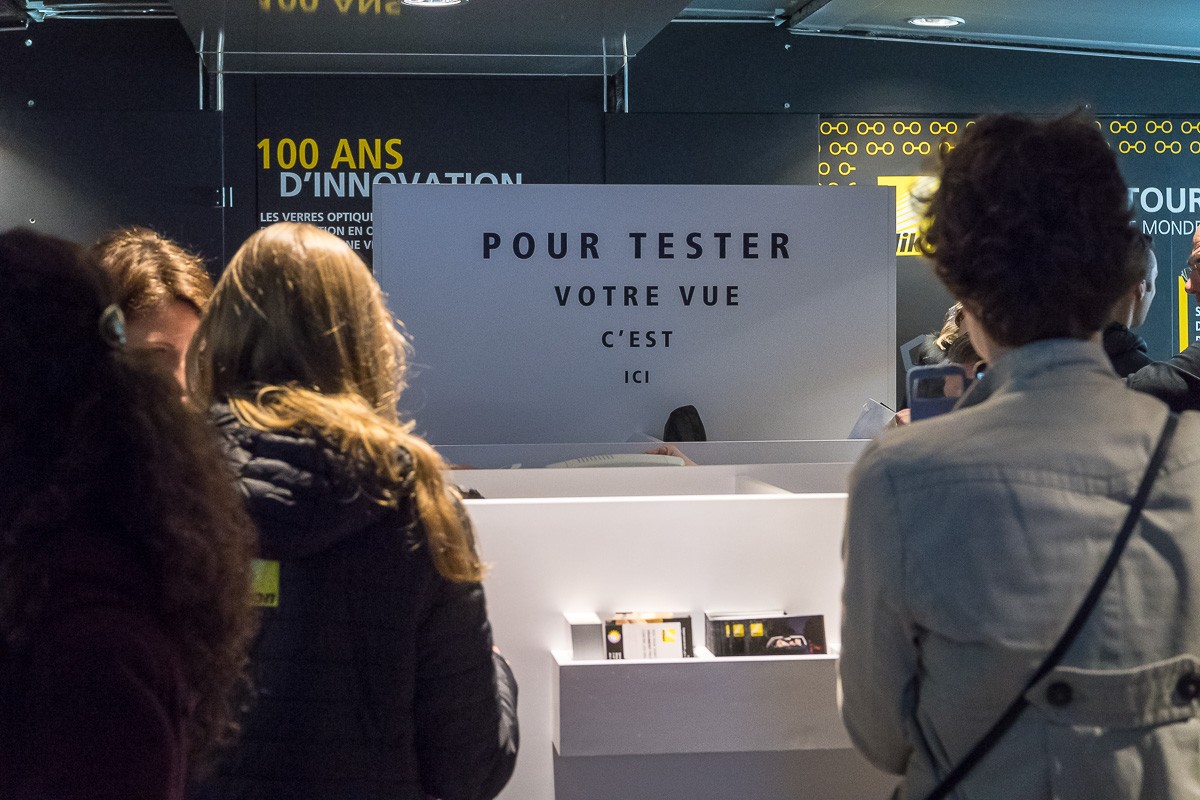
top-left (0, 229), bottom-right (259, 799)
top-left (841, 112), bottom-right (1200, 799)
top-left (188, 222), bottom-right (518, 800)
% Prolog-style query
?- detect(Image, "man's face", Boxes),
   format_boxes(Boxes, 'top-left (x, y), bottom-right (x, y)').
top-left (1132, 250), bottom-right (1158, 328)
top-left (1187, 228), bottom-right (1200, 297)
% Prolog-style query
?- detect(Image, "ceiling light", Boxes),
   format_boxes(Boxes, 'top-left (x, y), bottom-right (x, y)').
top-left (401, 0), bottom-right (466, 6)
top-left (907, 15), bottom-right (965, 28)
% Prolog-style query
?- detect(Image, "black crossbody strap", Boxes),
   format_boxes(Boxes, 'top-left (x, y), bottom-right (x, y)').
top-left (923, 411), bottom-right (1180, 800)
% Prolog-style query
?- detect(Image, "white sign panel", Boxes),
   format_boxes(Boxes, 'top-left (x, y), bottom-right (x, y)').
top-left (374, 184), bottom-right (894, 444)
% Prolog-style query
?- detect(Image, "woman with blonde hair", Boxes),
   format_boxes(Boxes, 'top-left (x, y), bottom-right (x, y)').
top-left (189, 222), bottom-right (518, 800)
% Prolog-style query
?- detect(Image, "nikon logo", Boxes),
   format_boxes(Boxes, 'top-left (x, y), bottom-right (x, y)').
top-left (252, 559), bottom-right (280, 608)
top-left (896, 231), bottom-right (923, 255)
top-left (878, 175), bottom-right (938, 258)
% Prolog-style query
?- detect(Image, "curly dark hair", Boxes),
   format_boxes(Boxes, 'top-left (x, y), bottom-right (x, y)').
top-left (0, 229), bottom-right (259, 774)
top-left (920, 112), bottom-right (1141, 347)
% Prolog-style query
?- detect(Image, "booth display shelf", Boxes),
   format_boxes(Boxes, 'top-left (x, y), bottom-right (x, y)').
top-left (463, 459), bottom-right (896, 800)
top-left (454, 460), bottom-right (857, 499)
top-left (552, 649), bottom-right (850, 757)
top-left (440, 438), bottom-right (870, 471)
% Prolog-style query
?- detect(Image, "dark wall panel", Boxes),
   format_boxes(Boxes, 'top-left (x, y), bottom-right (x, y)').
top-left (0, 20), bottom-right (221, 262)
top-left (4, 19), bottom-right (200, 112)
top-left (631, 22), bottom-right (1200, 116)
top-left (604, 113), bottom-right (818, 184)
top-left (0, 109), bottom-right (222, 260)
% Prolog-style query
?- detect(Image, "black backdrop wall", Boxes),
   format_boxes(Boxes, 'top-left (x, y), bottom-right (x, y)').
top-left (4, 18), bottom-right (1200, 396)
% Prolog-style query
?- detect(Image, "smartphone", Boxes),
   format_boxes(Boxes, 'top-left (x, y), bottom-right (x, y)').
top-left (906, 364), bottom-right (973, 422)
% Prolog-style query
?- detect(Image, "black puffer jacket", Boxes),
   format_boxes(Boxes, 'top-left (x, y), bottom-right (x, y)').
top-left (193, 408), bottom-right (518, 800)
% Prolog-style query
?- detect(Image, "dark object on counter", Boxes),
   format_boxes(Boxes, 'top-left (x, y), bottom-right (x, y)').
top-left (663, 405), bottom-right (706, 442)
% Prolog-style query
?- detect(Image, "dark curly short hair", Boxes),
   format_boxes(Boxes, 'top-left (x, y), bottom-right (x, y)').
top-left (920, 112), bottom-right (1141, 347)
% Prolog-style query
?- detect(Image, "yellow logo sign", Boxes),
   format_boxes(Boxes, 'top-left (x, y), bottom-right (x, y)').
top-left (878, 175), bottom-right (939, 257)
top-left (252, 559), bottom-right (280, 608)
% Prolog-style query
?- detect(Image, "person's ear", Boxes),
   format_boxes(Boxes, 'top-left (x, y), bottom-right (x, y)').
top-left (1136, 281), bottom-right (1148, 301)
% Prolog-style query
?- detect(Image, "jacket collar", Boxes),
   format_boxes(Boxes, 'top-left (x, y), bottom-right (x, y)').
top-left (1103, 321), bottom-right (1149, 358)
top-left (209, 403), bottom-right (393, 560)
top-left (957, 337), bottom-right (1113, 411)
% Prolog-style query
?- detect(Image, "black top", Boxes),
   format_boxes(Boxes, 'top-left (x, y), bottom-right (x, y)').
top-left (192, 408), bottom-right (518, 800)
top-left (1102, 322), bottom-right (1154, 378)
top-left (1126, 341), bottom-right (1200, 413)
top-left (1, 534), bottom-right (190, 800)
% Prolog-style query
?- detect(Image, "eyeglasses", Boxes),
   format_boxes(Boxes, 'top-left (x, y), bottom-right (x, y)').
top-left (1182, 265), bottom-right (1197, 282)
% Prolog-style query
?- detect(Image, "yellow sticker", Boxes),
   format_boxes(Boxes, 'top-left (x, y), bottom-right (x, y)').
top-left (750, 622), bottom-right (764, 637)
top-left (732, 623), bottom-right (745, 637)
top-left (1181, 275), bottom-right (1190, 351)
top-left (661, 627), bottom-right (677, 644)
top-left (252, 559), bottom-right (280, 608)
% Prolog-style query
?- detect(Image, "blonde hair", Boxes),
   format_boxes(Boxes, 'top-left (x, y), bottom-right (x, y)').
top-left (189, 222), bottom-right (481, 583)
top-left (933, 302), bottom-right (965, 351)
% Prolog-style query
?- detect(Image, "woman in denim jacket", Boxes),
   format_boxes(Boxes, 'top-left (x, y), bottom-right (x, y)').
top-left (841, 112), bottom-right (1200, 800)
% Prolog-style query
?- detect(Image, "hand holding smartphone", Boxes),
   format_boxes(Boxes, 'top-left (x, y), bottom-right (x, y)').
top-left (906, 364), bottom-right (974, 422)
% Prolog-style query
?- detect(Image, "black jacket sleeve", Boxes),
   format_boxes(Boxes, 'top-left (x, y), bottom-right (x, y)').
top-left (1126, 342), bottom-right (1200, 412)
top-left (413, 576), bottom-right (519, 800)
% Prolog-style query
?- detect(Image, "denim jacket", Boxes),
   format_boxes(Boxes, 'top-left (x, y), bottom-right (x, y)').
top-left (841, 338), bottom-right (1200, 799)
